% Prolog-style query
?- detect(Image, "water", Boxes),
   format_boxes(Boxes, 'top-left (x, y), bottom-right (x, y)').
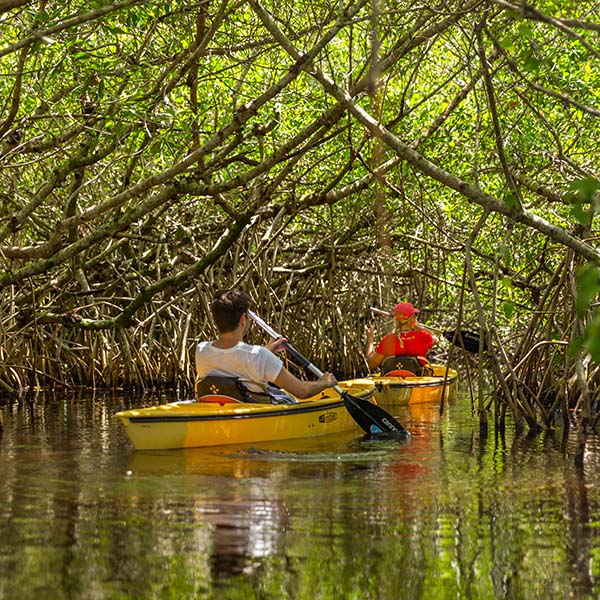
top-left (2, 391), bottom-right (600, 599)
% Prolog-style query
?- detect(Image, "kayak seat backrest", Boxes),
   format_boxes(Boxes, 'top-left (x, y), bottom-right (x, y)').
top-left (381, 355), bottom-right (433, 377)
top-left (195, 376), bottom-right (269, 405)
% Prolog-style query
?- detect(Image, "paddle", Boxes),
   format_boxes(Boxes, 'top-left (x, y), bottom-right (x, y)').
top-left (441, 329), bottom-right (484, 354)
top-left (369, 307), bottom-right (483, 354)
top-left (248, 310), bottom-right (409, 438)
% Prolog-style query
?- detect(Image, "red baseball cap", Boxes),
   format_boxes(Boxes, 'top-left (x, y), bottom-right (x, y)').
top-left (393, 302), bottom-right (420, 318)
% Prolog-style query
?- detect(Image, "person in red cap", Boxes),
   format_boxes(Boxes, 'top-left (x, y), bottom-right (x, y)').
top-left (366, 302), bottom-right (438, 372)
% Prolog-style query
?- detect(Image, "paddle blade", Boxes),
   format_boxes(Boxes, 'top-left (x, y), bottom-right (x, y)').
top-left (443, 330), bottom-right (483, 354)
top-left (342, 392), bottom-right (409, 438)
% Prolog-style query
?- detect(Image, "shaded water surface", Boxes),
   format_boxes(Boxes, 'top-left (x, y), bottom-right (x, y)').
top-left (2, 391), bottom-right (600, 599)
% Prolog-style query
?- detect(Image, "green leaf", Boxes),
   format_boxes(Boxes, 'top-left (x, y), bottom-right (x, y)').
top-left (504, 191), bottom-right (518, 209)
top-left (499, 35), bottom-right (516, 52)
top-left (523, 56), bottom-right (541, 73)
top-left (33, 10), bottom-right (50, 23)
top-left (500, 244), bottom-right (512, 267)
top-left (583, 313), bottom-right (600, 364)
top-left (569, 176), bottom-right (600, 203)
top-left (501, 300), bottom-right (516, 319)
top-left (106, 26), bottom-right (128, 35)
top-left (575, 264), bottom-right (600, 316)
top-left (571, 201), bottom-right (591, 226)
top-left (569, 335), bottom-right (584, 358)
top-left (518, 23), bottom-right (533, 39)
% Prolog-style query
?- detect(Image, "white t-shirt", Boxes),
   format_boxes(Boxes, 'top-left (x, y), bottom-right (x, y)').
top-left (195, 341), bottom-right (284, 393)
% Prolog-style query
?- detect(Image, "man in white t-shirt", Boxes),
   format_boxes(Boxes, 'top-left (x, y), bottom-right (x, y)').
top-left (195, 289), bottom-right (337, 401)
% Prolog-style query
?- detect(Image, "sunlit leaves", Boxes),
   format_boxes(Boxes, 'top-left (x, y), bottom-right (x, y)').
top-left (0, 0), bottom-right (599, 383)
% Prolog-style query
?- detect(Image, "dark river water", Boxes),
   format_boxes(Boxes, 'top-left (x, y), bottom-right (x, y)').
top-left (2, 389), bottom-right (600, 599)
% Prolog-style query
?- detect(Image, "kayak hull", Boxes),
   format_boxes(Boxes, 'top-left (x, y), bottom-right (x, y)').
top-left (115, 380), bottom-right (375, 450)
top-left (364, 364), bottom-right (458, 405)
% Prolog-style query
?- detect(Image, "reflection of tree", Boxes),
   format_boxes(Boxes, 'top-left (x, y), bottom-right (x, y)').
top-left (564, 469), bottom-right (593, 596)
top-left (4, 399), bottom-right (600, 597)
top-left (195, 492), bottom-right (287, 578)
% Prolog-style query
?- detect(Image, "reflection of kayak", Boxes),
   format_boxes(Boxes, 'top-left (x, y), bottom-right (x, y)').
top-left (115, 380), bottom-right (375, 450)
top-left (127, 431), bottom-right (362, 476)
top-left (359, 364), bottom-right (458, 405)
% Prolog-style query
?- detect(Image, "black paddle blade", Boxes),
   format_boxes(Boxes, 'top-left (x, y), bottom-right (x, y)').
top-left (443, 330), bottom-right (483, 354)
top-left (342, 392), bottom-right (410, 439)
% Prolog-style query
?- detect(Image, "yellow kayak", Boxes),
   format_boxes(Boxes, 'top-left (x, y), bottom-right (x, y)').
top-left (361, 364), bottom-right (458, 405)
top-left (115, 379), bottom-right (375, 450)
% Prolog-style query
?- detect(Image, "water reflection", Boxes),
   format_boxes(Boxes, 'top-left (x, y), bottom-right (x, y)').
top-left (2, 393), bottom-right (600, 598)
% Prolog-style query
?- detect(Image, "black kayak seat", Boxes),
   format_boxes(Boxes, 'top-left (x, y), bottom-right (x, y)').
top-left (380, 355), bottom-right (432, 377)
top-left (195, 375), bottom-right (297, 405)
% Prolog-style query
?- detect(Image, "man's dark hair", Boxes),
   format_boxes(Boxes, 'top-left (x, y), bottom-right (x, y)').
top-left (211, 289), bottom-right (250, 333)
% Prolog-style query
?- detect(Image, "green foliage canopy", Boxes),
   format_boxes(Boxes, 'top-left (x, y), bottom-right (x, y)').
top-left (1, 0), bottom-right (600, 387)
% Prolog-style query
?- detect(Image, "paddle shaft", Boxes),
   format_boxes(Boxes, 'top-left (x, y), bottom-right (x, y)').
top-left (248, 311), bottom-right (339, 392)
top-left (247, 310), bottom-right (409, 436)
